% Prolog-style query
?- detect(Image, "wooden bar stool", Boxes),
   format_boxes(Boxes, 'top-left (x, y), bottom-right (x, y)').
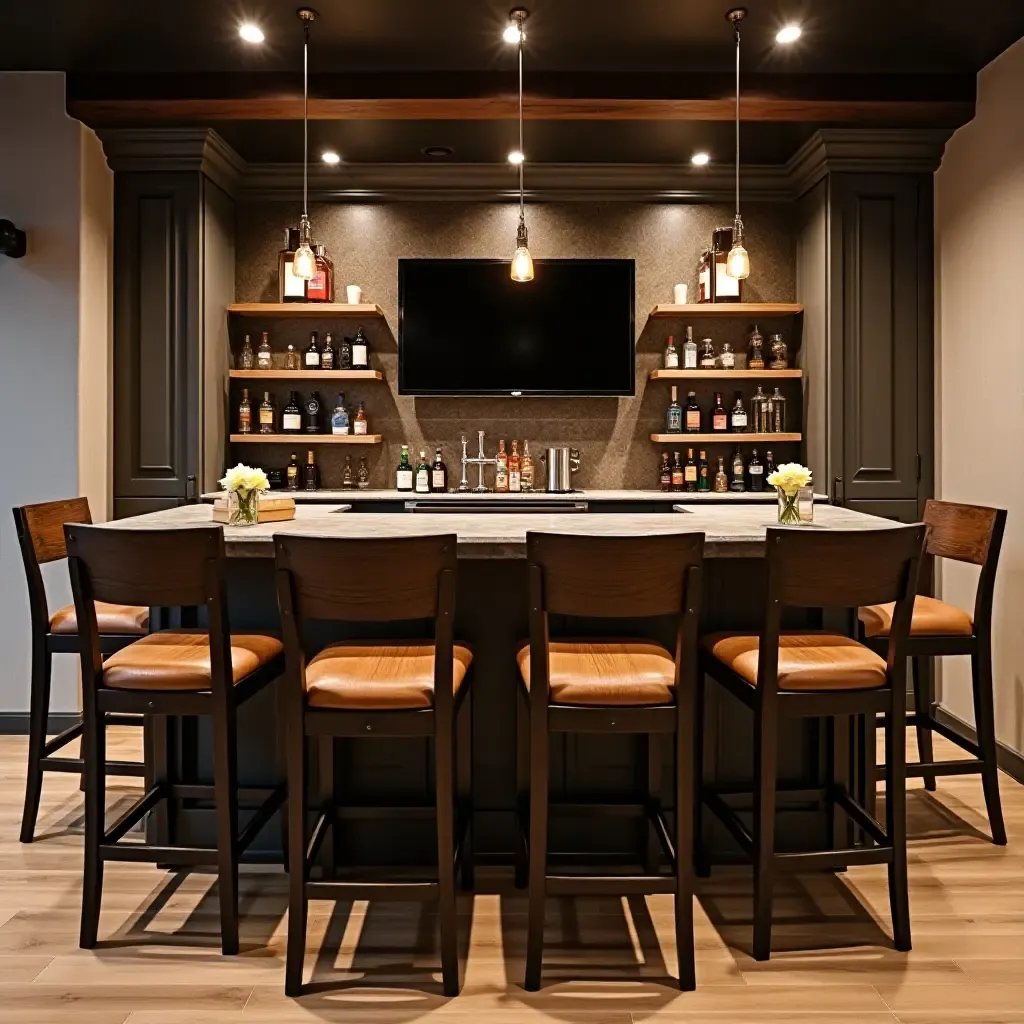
top-left (13, 498), bottom-right (148, 843)
top-left (517, 531), bottom-right (705, 992)
top-left (700, 524), bottom-right (926, 960)
top-left (274, 533), bottom-right (472, 998)
top-left (859, 499), bottom-right (1008, 844)
top-left (65, 524), bottom-right (286, 954)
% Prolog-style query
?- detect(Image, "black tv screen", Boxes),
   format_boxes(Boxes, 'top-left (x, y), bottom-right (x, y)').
top-left (398, 258), bottom-right (636, 396)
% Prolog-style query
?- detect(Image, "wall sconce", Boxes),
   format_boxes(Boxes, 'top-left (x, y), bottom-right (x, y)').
top-left (0, 220), bottom-right (26, 259)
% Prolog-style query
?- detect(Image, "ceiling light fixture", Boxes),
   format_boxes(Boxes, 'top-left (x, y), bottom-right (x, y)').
top-left (691, 151), bottom-right (710, 166)
top-left (503, 11), bottom-right (524, 45)
top-left (776, 23), bottom-right (801, 44)
top-left (239, 22), bottom-right (265, 44)
top-left (725, 7), bottom-right (750, 281)
top-left (293, 8), bottom-right (319, 282)
top-left (507, 149), bottom-right (524, 165)
top-left (321, 150), bottom-right (341, 165)
top-left (507, 8), bottom-right (533, 283)
top-left (422, 145), bottom-right (455, 158)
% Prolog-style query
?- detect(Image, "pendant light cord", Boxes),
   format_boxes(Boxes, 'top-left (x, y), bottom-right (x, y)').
top-left (517, 15), bottom-right (525, 228)
top-left (734, 23), bottom-right (740, 220)
top-left (303, 20), bottom-right (310, 221)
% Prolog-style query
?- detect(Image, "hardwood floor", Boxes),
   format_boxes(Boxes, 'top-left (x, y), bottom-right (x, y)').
top-left (1, 727), bottom-right (1022, 1023)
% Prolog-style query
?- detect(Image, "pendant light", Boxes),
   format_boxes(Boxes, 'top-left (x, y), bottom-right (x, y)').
top-left (507, 8), bottom-right (533, 283)
top-left (293, 7), bottom-right (318, 281)
top-left (725, 7), bottom-right (750, 280)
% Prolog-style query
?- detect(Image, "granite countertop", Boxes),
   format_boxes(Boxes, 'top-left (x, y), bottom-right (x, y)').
top-left (201, 488), bottom-right (829, 503)
top-left (109, 503), bottom-right (895, 559)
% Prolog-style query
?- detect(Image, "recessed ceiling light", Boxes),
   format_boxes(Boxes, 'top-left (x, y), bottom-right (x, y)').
top-left (422, 145), bottom-right (455, 158)
top-left (776, 23), bottom-right (802, 44)
top-left (321, 151), bottom-right (341, 165)
top-left (239, 22), bottom-right (265, 44)
top-left (508, 150), bottom-right (525, 165)
top-left (691, 151), bottom-right (710, 166)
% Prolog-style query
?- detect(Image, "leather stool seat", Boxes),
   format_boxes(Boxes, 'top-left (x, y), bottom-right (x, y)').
top-left (859, 595), bottom-right (973, 639)
top-left (101, 629), bottom-right (283, 690)
top-left (516, 639), bottom-right (676, 706)
top-left (305, 640), bottom-right (473, 710)
top-left (703, 632), bottom-right (887, 692)
top-left (49, 601), bottom-right (149, 636)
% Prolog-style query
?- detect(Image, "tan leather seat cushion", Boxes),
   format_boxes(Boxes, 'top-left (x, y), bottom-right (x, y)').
top-left (704, 632), bottom-right (887, 691)
top-left (859, 595), bottom-right (973, 639)
top-left (516, 640), bottom-right (676, 706)
top-left (49, 601), bottom-right (149, 636)
top-left (102, 630), bottom-right (283, 690)
top-left (305, 641), bottom-right (473, 710)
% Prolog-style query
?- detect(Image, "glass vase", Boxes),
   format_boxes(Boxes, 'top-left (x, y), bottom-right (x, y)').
top-left (776, 487), bottom-right (801, 526)
top-left (228, 489), bottom-right (261, 526)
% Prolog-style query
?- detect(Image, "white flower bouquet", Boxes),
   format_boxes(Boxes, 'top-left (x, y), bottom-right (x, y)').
top-left (766, 462), bottom-right (812, 525)
top-left (219, 463), bottom-right (269, 526)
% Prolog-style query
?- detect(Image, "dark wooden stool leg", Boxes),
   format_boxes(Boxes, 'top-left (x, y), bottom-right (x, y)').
top-left (694, 672), bottom-right (709, 878)
top-left (912, 658), bottom-right (937, 792)
top-left (885, 686), bottom-right (911, 950)
top-left (20, 641), bottom-right (52, 843)
top-left (318, 737), bottom-right (335, 878)
top-left (435, 716), bottom-right (460, 996)
top-left (751, 701), bottom-right (778, 961)
top-left (524, 705), bottom-right (549, 992)
top-left (644, 734), bottom-right (662, 875)
top-left (972, 645), bottom-right (1007, 846)
top-left (674, 711), bottom-right (696, 990)
top-left (212, 702), bottom-right (240, 956)
top-left (79, 701), bottom-right (105, 948)
top-left (457, 692), bottom-right (474, 892)
top-left (285, 712), bottom-right (308, 997)
top-left (514, 690), bottom-right (529, 889)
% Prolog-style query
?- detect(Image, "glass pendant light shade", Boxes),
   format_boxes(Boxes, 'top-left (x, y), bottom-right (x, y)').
top-left (726, 215), bottom-right (750, 280)
top-left (511, 220), bottom-right (533, 282)
top-left (293, 214), bottom-right (316, 280)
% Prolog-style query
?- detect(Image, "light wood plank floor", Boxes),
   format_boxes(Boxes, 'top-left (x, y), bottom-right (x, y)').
top-left (1, 727), bottom-right (1022, 1023)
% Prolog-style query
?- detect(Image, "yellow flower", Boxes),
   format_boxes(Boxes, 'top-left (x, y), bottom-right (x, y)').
top-left (219, 463), bottom-right (269, 496)
top-left (766, 462), bottom-right (811, 495)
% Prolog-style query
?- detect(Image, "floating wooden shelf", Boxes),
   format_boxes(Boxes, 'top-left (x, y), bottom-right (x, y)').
top-left (650, 432), bottom-right (802, 443)
top-left (229, 369), bottom-right (384, 381)
top-left (649, 369), bottom-right (803, 381)
top-left (227, 302), bottom-right (385, 318)
top-left (230, 434), bottom-right (383, 445)
top-left (649, 302), bottom-right (803, 318)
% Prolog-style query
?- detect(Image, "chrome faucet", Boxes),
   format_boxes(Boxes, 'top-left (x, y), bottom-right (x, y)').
top-left (459, 431), bottom-right (499, 493)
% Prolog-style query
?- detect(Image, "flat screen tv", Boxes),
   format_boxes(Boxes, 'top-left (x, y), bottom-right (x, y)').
top-left (398, 258), bottom-right (635, 396)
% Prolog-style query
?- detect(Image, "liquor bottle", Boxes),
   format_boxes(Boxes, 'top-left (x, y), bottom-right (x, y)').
top-left (730, 447), bottom-right (746, 492)
top-left (284, 344), bottom-right (301, 371)
top-left (257, 332), bottom-right (272, 370)
top-left (282, 391), bottom-right (303, 433)
top-left (750, 384), bottom-right (768, 433)
top-left (697, 249), bottom-right (712, 303)
top-left (321, 333), bottom-right (335, 370)
top-left (664, 335), bottom-right (679, 369)
top-left (748, 325), bottom-right (765, 369)
top-left (685, 391), bottom-right (701, 432)
top-left (342, 455), bottom-right (354, 489)
top-left (303, 450), bottom-right (319, 491)
top-left (697, 449), bottom-right (711, 491)
top-left (670, 451), bottom-right (684, 492)
top-left (495, 439), bottom-right (509, 492)
top-left (431, 447), bottom-right (448, 493)
top-left (286, 452), bottom-right (300, 490)
top-left (357, 455), bottom-right (370, 490)
top-left (240, 334), bottom-right (255, 370)
top-left (770, 387), bottom-right (787, 433)
top-left (415, 450), bottom-right (431, 494)
top-left (331, 392), bottom-right (350, 435)
top-left (748, 448), bottom-right (765, 491)
top-left (304, 391), bottom-right (321, 433)
top-left (395, 445), bottom-right (413, 491)
top-left (682, 326), bottom-right (698, 369)
top-left (713, 456), bottom-right (729, 493)
top-left (666, 385), bottom-right (683, 433)
top-left (279, 227), bottom-right (306, 302)
top-left (238, 388), bottom-right (252, 434)
top-left (353, 401), bottom-right (368, 436)
top-left (258, 391), bottom-right (275, 434)
top-left (712, 225), bottom-right (741, 302)
top-left (769, 334), bottom-right (789, 369)
top-left (339, 335), bottom-right (353, 370)
top-left (711, 391), bottom-right (728, 432)
top-left (304, 332), bottom-right (320, 369)
top-left (699, 338), bottom-right (716, 369)
top-left (765, 450), bottom-right (777, 477)
top-left (351, 326), bottom-right (369, 370)
top-left (730, 390), bottom-right (748, 432)
top-left (719, 341), bottom-right (735, 369)
top-left (508, 440), bottom-right (522, 492)
top-left (684, 447), bottom-right (698, 493)
top-left (521, 440), bottom-right (535, 492)
top-left (307, 244), bottom-right (334, 303)
top-left (659, 452), bottom-right (672, 491)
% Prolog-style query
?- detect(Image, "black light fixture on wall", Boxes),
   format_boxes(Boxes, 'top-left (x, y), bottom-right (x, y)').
top-left (0, 219), bottom-right (26, 259)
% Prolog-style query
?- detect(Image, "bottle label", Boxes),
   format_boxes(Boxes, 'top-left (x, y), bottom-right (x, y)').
top-left (258, 354), bottom-right (272, 369)
top-left (509, 470), bottom-right (521, 492)
top-left (685, 410), bottom-right (700, 430)
top-left (713, 412), bottom-right (727, 430)
top-left (732, 412), bottom-right (747, 428)
top-left (308, 271), bottom-right (326, 299)
top-left (701, 357), bottom-right (715, 369)
top-left (432, 469), bottom-right (445, 489)
top-left (239, 410), bottom-right (251, 430)
top-left (667, 409), bottom-right (682, 432)
top-left (750, 464), bottom-right (764, 475)
top-left (721, 352), bottom-right (735, 369)
top-left (352, 344), bottom-right (368, 367)
top-left (321, 351), bottom-right (334, 369)
top-left (415, 469), bottom-right (430, 493)
top-left (665, 351), bottom-right (679, 369)
top-left (683, 348), bottom-right (697, 369)
top-left (715, 263), bottom-right (740, 297)
top-left (259, 409), bottom-right (274, 425)
top-left (396, 469), bottom-right (413, 490)
top-left (305, 351), bottom-right (319, 367)
top-left (332, 415), bottom-right (349, 435)
top-left (282, 412), bottom-right (301, 431)
top-left (283, 262), bottom-right (305, 298)
top-left (684, 466), bottom-right (697, 482)
top-left (353, 419), bottom-right (367, 436)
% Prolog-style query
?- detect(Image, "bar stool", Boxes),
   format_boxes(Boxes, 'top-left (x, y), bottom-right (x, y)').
top-left (859, 499), bottom-right (1008, 844)
top-left (65, 523), bottom-right (286, 954)
top-left (516, 531), bottom-right (705, 992)
top-left (273, 533), bottom-right (472, 997)
top-left (13, 498), bottom-right (148, 843)
top-left (700, 525), bottom-right (926, 960)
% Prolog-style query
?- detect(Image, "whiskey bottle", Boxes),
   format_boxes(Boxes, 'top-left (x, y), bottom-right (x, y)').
top-left (508, 440), bottom-right (522, 492)
top-left (357, 455), bottom-right (370, 490)
top-left (711, 391), bottom-right (728, 431)
top-left (714, 456), bottom-right (729, 493)
top-left (321, 333), bottom-right (335, 370)
top-left (331, 392), bottom-right (350, 435)
top-left (238, 388), bottom-right (252, 434)
top-left (730, 390), bottom-right (748, 432)
top-left (495, 440), bottom-right (509, 492)
top-left (671, 451), bottom-right (684, 492)
top-left (282, 391), bottom-right (303, 434)
top-left (304, 391), bottom-right (321, 433)
top-left (303, 449), bottom-right (319, 491)
top-left (719, 341), bottom-right (735, 369)
top-left (521, 440), bottom-right (535, 492)
top-left (750, 384), bottom-right (767, 432)
top-left (431, 447), bottom-right (449, 493)
top-left (770, 387), bottom-right (787, 433)
top-left (240, 334), bottom-right (255, 370)
top-left (339, 335), bottom-right (353, 370)
top-left (682, 326), bottom-right (697, 369)
top-left (697, 449), bottom-right (711, 491)
top-left (351, 326), bottom-right (369, 370)
top-left (659, 452), bottom-right (672, 491)
top-left (258, 391), bottom-right (275, 434)
top-left (307, 244), bottom-right (334, 303)
top-left (286, 452), bottom-right (300, 490)
top-left (664, 335), bottom-right (679, 369)
top-left (748, 448), bottom-right (765, 491)
top-left (257, 332), bottom-right (272, 370)
top-left (415, 450), bottom-right (431, 494)
top-left (769, 334), bottom-right (788, 369)
top-left (730, 447), bottom-right (746, 492)
top-left (699, 337), bottom-right (716, 370)
top-left (685, 391), bottom-right (701, 432)
top-left (395, 445), bottom-right (413, 492)
top-left (684, 447), bottom-right (698, 493)
top-left (304, 332), bottom-right (320, 370)
top-left (284, 344), bottom-right (301, 371)
top-left (666, 385), bottom-right (683, 433)
top-left (748, 325), bottom-right (765, 369)
top-left (353, 401), bottom-right (368, 436)
top-left (279, 227), bottom-right (306, 302)
top-left (342, 454), bottom-right (354, 489)
top-left (765, 450), bottom-right (777, 476)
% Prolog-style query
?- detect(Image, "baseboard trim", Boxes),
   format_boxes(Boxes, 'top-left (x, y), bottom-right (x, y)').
top-left (0, 714), bottom-right (80, 736)
top-left (935, 706), bottom-right (1024, 786)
